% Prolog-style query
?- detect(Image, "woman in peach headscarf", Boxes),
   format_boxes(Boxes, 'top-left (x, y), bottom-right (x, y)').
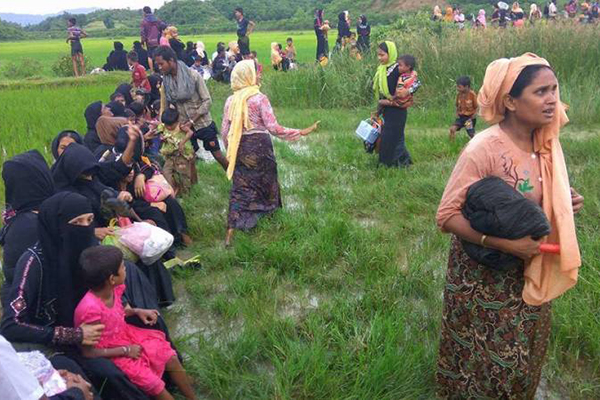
top-left (443, 6), bottom-right (455, 22)
top-left (436, 53), bottom-right (583, 398)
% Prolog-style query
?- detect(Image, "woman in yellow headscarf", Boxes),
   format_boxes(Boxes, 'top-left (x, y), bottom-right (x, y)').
top-left (270, 42), bottom-right (283, 70)
top-left (221, 60), bottom-right (319, 246)
top-left (436, 53), bottom-right (583, 398)
top-left (443, 6), bottom-right (455, 22)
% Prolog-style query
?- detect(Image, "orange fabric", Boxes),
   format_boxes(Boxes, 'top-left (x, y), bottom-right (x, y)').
top-left (456, 90), bottom-right (478, 117)
top-left (478, 53), bottom-right (580, 305)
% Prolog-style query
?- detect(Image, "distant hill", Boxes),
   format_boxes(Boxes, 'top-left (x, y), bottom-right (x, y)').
top-left (0, 8), bottom-right (99, 26)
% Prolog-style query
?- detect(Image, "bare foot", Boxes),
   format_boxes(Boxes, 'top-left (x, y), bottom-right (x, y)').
top-left (225, 228), bottom-right (234, 247)
top-left (181, 233), bottom-right (193, 247)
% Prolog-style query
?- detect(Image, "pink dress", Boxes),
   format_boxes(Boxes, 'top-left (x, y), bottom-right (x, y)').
top-left (74, 285), bottom-right (176, 396)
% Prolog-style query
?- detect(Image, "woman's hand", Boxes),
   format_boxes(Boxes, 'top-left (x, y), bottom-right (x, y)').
top-left (94, 227), bottom-right (115, 240)
top-left (117, 191), bottom-right (133, 203)
top-left (494, 236), bottom-right (542, 261)
top-left (134, 174), bottom-right (146, 198)
top-left (571, 187), bottom-right (584, 214)
top-left (128, 344), bottom-right (142, 359)
top-left (59, 370), bottom-right (94, 400)
top-left (300, 121), bottom-right (320, 136)
top-left (80, 323), bottom-right (105, 346)
top-left (136, 309), bottom-right (159, 326)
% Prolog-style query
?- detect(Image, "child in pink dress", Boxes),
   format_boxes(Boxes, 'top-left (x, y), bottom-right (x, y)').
top-left (74, 245), bottom-right (196, 400)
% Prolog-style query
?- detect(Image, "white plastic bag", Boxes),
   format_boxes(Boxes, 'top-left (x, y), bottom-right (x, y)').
top-left (17, 351), bottom-right (67, 396)
top-left (118, 222), bottom-right (174, 265)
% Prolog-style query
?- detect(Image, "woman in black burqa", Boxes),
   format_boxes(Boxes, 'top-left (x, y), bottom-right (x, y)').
top-left (0, 192), bottom-right (150, 400)
top-left (83, 101), bottom-right (104, 152)
top-left (0, 150), bottom-right (54, 293)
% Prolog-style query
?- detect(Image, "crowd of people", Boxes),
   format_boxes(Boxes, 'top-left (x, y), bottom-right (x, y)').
top-left (313, 9), bottom-right (371, 65)
top-left (0, 3), bottom-right (589, 400)
top-left (432, 0), bottom-right (600, 29)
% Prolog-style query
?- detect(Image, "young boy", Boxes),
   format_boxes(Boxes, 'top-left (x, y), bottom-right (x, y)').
top-left (449, 76), bottom-right (478, 140)
top-left (285, 38), bottom-right (296, 63)
top-left (158, 108), bottom-right (197, 196)
top-left (127, 51), bottom-right (151, 93)
top-left (66, 18), bottom-right (87, 77)
top-left (378, 54), bottom-right (421, 110)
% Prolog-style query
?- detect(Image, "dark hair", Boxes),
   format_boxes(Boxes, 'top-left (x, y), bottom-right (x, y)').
top-left (110, 92), bottom-right (125, 101)
top-left (128, 101), bottom-right (145, 117)
top-left (68, 17), bottom-right (76, 25)
top-left (186, 41), bottom-right (194, 52)
top-left (508, 65), bottom-right (553, 98)
top-left (217, 44), bottom-right (226, 53)
top-left (161, 108), bottom-right (179, 125)
top-left (143, 6), bottom-right (152, 14)
top-left (154, 46), bottom-right (177, 62)
top-left (277, 44), bottom-right (282, 50)
top-left (133, 40), bottom-right (142, 47)
top-left (127, 50), bottom-right (138, 62)
top-left (398, 54), bottom-right (416, 70)
top-left (80, 245), bottom-right (123, 290)
top-left (235, 7), bottom-right (244, 15)
top-left (456, 76), bottom-right (471, 87)
top-left (287, 37), bottom-right (293, 42)
top-left (114, 41), bottom-right (124, 51)
top-left (106, 101), bottom-right (126, 117)
top-left (251, 50), bottom-right (257, 57)
top-left (150, 99), bottom-right (161, 118)
top-left (124, 109), bottom-right (135, 119)
top-left (378, 42), bottom-right (389, 54)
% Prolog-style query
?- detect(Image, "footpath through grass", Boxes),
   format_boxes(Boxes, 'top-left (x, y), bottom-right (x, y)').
top-left (0, 73), bottom-right (599, 398)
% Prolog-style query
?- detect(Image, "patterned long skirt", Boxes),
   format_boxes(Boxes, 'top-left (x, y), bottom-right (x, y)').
top-left (436, 237), bottom-right (552, 400)
top-left (227, 132), bottom-right (282, 230)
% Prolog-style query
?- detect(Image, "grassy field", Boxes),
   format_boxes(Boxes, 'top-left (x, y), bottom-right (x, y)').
top-left (0, 30), bottom-right (336, 78)
top-left (1, 23), bottom-right (600, 399)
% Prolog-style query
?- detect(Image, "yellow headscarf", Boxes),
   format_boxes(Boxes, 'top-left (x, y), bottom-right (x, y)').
top-left (444, 7), bottom-right (454, 22)
top-left (478, 53), bottom-right (580, 305)
top-left (225, 60), bottom-right (262, 180)
top-left (373, 41), bottom-right (398, 101)
top-left (270, 42), bottom-right (282, 67)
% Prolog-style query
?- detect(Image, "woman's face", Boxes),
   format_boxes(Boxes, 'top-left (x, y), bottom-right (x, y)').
top-left (57, 136), bottom-right (76, 157)
top-left (377, 48), bottom-right (389, 65)
top-left (68, 213), bottom-right (94, 226)
top-left (507, 68), bottom-right (558, 128)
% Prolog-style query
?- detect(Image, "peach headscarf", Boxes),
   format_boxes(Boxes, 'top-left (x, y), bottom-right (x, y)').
top-left (478, 53), bottom-right (580, 305)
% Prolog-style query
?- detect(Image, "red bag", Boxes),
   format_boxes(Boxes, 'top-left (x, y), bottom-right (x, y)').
top-left (144, 174), bottom-right (173, 203)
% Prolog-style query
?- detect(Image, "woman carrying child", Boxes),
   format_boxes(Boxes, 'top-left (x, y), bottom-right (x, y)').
top-left (436, 53), bottom-right (584, 398)
top-left (75, 245), bottom-right (196, 400)
top-left (374, 42), bottom-right (421, 167)
top-left (221, 60), bottom-right (319, 246)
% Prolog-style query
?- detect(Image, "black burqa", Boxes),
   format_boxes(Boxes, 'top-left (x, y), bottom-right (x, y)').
top-left (51, 130), bottom-right (84, 160)
top-left (83, 101), bottom-right (103, 152)
top-left (1, 150), bottom-right (55, 286)
top-left (133, 42), bottom-right (150, 70)
top-left (116, 83), bottom-right (134, 106)
top-left (461, 176), bottom-right (551, 270)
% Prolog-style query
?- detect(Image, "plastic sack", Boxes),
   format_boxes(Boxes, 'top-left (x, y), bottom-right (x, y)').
top-left (118, 222), bottom-right (174, 265)
top-left (17, 351), bottom-right (67, 396)
top-left (102, 230), bottom-right (139, 263)
top-left (355, 119), bottom-right (380, 145)
top-left (144, 173), bottom-right (174, 203)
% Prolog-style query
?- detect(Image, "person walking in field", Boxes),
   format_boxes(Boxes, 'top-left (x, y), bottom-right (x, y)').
top-left (449, 76), bottom-right (478, 140)
top-left (235, 7), bottom-right (255, 57)
top-left (314, 9), bottom-right (329, 62)
top-left (66, 18), bottom-right (87, 77)
top-left (436, 53), bottom-right (584, 399)
top-left (140, 6), bottom-right (165, 72)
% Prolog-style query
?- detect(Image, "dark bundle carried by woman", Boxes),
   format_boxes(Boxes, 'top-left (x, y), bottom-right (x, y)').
top-left (461, 176), bottom-right (551, 270)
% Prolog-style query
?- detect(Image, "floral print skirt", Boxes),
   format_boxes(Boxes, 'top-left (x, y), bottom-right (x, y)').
top-left (436, 237), bottom-right (552, 400)
top-left (228, 132), bottom-right (282, 230)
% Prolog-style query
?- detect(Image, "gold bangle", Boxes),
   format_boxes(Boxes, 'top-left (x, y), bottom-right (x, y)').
top-left (480, 234), bottom-right (488, 247)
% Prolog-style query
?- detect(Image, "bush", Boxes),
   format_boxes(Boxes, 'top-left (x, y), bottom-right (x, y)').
top-left (0, 58), bottom-right (43, 79)
top-left (52, 55), bottom-right (92, 77)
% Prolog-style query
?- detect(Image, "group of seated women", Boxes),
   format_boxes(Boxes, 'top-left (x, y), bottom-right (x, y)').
top-left (0, 82), bottom-right (200, 400)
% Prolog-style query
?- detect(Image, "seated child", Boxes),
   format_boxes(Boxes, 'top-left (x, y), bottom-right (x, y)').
top-left (449, 76), bottom-right (478, 139)
top-left (127, 51), bottom-right (151, 93)
top-left (157, 108), bottom-right (198, 196)
top-left (378, 54), bottom-right (421, 110)
top-left (75, 245), bottom-right (196, 400)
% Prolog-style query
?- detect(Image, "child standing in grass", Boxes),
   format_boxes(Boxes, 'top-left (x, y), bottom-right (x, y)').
top-left (128, 51), bottom-right (151, 93)
top-left (75, 245), bottom-right (197, 400)
top-left (449, 76), bottom-right (478, 140)
top-left (66, 17), bottom-right (87, 77)
top-left (158, 108), bottom-right (197, 196)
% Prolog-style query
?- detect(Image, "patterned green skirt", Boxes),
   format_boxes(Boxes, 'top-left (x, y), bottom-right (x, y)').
top-left (436, 237), bottom-right (552, 400)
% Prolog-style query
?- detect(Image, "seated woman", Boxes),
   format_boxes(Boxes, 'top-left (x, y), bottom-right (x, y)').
top-left (104, 42), bottom-right (130, 71)
top-left (0, 192), bottom-right (149, 400)
top-left (83, 101), bottom-right (113, 153)
top-left (1, 150), bottom-right (54, 301)
top-left (212, 44), bottom-right (231, 83)
top-left (221, 61), bottom-right (319, 245)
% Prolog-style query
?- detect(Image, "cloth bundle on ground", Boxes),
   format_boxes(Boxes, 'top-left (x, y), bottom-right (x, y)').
top-left (461, 176), bottom-right (550, 270)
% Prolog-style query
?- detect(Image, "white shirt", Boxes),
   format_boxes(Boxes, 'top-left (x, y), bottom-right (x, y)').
top-left (0, 335), bottom-right (45, 400)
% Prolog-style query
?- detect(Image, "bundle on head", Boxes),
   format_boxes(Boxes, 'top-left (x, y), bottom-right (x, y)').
top-left (461, 176), bottom-right (551, 270)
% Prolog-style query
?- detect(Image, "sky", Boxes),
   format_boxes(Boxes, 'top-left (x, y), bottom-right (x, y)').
top-left (0, 0), bottom-right (170, 15)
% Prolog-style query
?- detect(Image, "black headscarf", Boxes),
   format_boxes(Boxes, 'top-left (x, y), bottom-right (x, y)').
top-left (38, 192), bottom-right (96, 326)
top-left (3, 150), bottom-right (55, 213)
top-left (115, 126), bottom-right (143, 163)
top-left (84, 101), bottom-right (103, 131)
top-left (116, 83), bottom-right (134, 106)
top-left (106, 101), bottom-right (126, 118)
top-left (51, 130), bottom-right (84, 160)
top-left (148, 74), bottom-right (162, 103)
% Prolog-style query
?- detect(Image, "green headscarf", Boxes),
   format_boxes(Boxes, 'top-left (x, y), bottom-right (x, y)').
top-left (373, 41), bottom-right (398, 101)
